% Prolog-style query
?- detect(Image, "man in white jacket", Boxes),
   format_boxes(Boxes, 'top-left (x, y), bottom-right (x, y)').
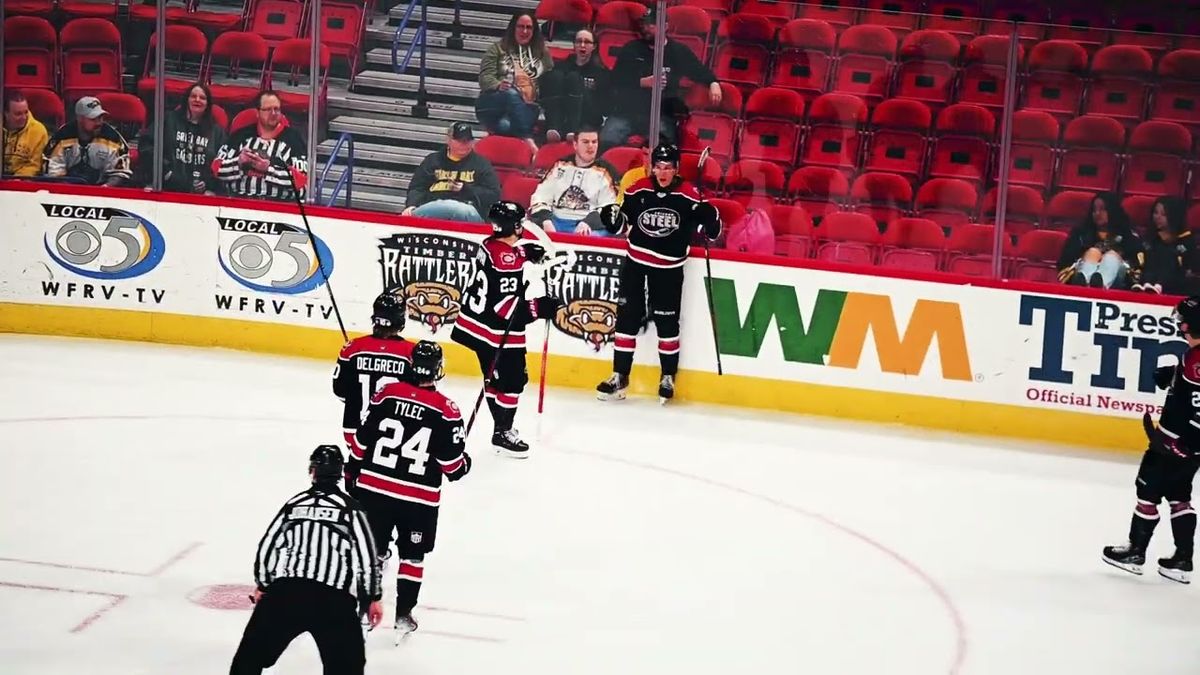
top-left (529, 127), bottom-right (619, 236)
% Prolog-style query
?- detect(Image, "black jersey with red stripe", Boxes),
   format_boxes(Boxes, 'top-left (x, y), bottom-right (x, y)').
top-left (332, 336), bottom-right (414, 448)
top-left (620, 177), bottom-right (718, 268)
top-left (1160, 345), bottom-right (1200, 453)
top-left (451, 237), bottom-right (534, 351)
top-left (352, 382), bottom-right (468, 507)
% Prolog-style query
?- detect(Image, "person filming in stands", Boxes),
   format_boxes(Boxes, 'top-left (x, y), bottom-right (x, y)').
top-left (212, 90), bottom-right (308, 202)
top-left (451, 201), bottom-right (562, 457)
top-left (350, 341), bottom-right (471, 640)
top-left (1102, 296), bottom-right (1200, 584)
top-left (333, 292), bottom-right (414, 461)
top-left (230, 445), bottom-right (382, 675)
top-left (596, 143), bottom-right (721, 404)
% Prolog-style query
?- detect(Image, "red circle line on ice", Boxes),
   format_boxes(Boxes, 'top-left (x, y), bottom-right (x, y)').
top-left (556, 446), bottom-right (969, 675)
top-left (0, 413), bottom-right (967, 672)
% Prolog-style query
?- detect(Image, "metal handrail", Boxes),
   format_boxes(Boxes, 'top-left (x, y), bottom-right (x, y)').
top-left (318, 132), bottom-right (355, 208)
top-left (390, 0), bottom-right (430, 117)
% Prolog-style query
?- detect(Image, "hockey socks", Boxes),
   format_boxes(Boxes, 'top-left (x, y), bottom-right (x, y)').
top-left (658, 336), bottom-right (679, 377)
top-left (1130, 501), bottom-right (1161, 551)
top-left (396, 559), bottom-right (424, 618)
top-left (484, 386), bottom-right (519, 432)
top-left (1168, 501), bottom-right (1196, 560)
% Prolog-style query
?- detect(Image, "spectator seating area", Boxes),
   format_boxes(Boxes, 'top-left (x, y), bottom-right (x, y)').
top-left (6, 0), bottom-right (1200, 281)
top-left (4, 0), bottom-right (360, 134)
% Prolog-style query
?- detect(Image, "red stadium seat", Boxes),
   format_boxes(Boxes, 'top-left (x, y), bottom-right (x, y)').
top-left (816, 212), bottom-right (882, 265)
top-left (712, 14), bottom-right (774, 90)
top-left (739, 0), bottom-right (795, 27)
top-left (533, 142), bottom-right (574, 174)
top-left (834, 25), bottom-right (897, 105)
top-left (602, 146), bottom-right (647, 177)
top-left (788, 166), bottom-right (850, 224)
top-left (794, 0), bottom-right (856, 30)
top-left (984, 186), bottom-right (1045, 236)
top-left (771, 204), bottom-right (815, 258)
top-left (724, 159), bottom-right (786, 206)
top-left (22, 88), bottom-right (65, 128)
top-left (924, 0), bottom-right (981, 43)
top-left (536, 0), bottom-right (594, 41)
top-left (929, 103), bottom-right (994, 185)
top-left (138, 26), bottom-right (208, 103)
top-left (771, 19), bottom-right (836, 103)
top-left (916, 178), bottom-right (978, 231)
top-left (880, 217), bottom-right (946, 271)
top-left (1122, 194), bottom-right (1158, 235)
top-left (961, 36), bottom-right (1021, 114)
top-left (1006, 110), bottom-right (1060, 191)
top-left (801, 92), bottom-right (868, 174)
top-left (945, 223), bottom-right (1004, 276)
top-left (3, 16), bottom-right (57, 92)
top-left (850, 172), bottom-right (914, 229)
top-left (265, 38), bottom-right (330, 120)
top-left (1152, 50), bottom-right (1200, 133)
top-left (863, 97), bottom-right (931, 180)
top-left (501, 175), bottom-right (540, 209)
top-left (476, 135), bottom-right (535, 175)
top-left (666, 5), bottom-right (714, 63)
top-left (315, 1), bottom-right (369, 84)
top-left (679, 151), bottom-right (723, 191)
top-left (595, 0), bottom-right (645, 30)
top-left (60, 18), bottom-right (122, 106)
top-left (894, 30), bottom-right (961, 111)
top-left (1057, 115), bottom-right (1125, 193)
top-left (206, 32), bottom-right (271, 111)
top-left (60, 0), bottom-right (119, 20)
top-left (1125, 121), bottom-right (1192, 198)
top-left (95, 92), bottom-right (146, 142)
top-left (248, 0), bottom-right (307, 49)
top-left (1085, 45), bottom-right (1154, 124)
top-left (211, 104), bottom-right (230, 132)
top-left (738, 87), bottom-right (805, 166)
top-left (1024, 40), bottom-right (1088, 121)
top-left (1011, 229), bottom-right (1069, 282)
top-left (979, 1), bottom-right (1045, 48)
top-left (1113, 10), bottom-right (1173, 57)
top-left (861, 0), bottom-right (921, 41)
top-left (1044, 190), bottom-right (1095, 231)
top-left (680, 114), bottom-right (737, 164)
top-left (4, 0), bottom-right (55, 17)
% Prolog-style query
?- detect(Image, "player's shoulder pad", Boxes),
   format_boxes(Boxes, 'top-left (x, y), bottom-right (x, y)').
top-left (370, 380), bottom-right (409, 405)
top-left (1182, 346), bottom-right (1200, 386)
top-left (674, 180), bottom-right (703, 202)
top-left (627, 177), bottom-right (655, 195)
top-left (441, 396), bottom-right (463, 422)
top-left (482, 238), bottom-right (525, 271)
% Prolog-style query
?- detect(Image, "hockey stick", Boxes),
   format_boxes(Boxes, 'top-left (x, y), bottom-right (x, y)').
top-left (276, 156), bottom-right (349, 342)
top-left (464, 280), bottom-right (531, 438)
top-left (695, 147), bottom-right (723, 376)
top-left (521, 221), bottom-right (575, 418)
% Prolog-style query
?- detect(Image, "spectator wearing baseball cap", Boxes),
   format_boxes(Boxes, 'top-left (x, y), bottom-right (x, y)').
top-left (403, 122), bottom-right (501, 223)
top-left (42, 95), bottom-right (132, 186)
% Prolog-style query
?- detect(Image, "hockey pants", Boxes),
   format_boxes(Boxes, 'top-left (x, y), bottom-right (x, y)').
top-left (613, 260), bottom-right (683, 377)
top-left (474, 347), bottom-right (528, 433)
top-left (229, 578), bottom-right (365, 675)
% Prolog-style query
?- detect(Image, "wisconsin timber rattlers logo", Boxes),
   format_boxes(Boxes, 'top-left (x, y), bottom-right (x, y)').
top-left (548, 250), bottom-right (623, 350)
top-left (378, 233), bottom-right (479, 333)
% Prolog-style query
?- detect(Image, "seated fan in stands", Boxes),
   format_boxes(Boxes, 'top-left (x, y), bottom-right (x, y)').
top-left (529, 126), bottom-right (619, 235)
top-left (404, 122), bottom-right (501, 223)
top-left (1133, 197), bottom-right (1200, 295)
top-left (42, 96), bottom-right (132, 187)
top-left (136, 83), bottom-right (227, 194)
top-left (3, 90), bottom-right (50, 178)
top-left (540, 29), bottom-right (609, 144)
top-left (476, 11), bottom-right (553, 151)
top-left (1056, 192), bottom-right (1144, 290)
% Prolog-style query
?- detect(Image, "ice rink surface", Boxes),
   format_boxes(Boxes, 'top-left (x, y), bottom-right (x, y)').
top-left (0, 334), bottom-right (1197, 674)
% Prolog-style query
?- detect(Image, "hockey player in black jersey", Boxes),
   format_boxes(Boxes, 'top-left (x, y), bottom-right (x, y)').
top-left (451, 200), bottom-right (562, 457)
top-left (1103, 295), bottom-right (1200, 583)
top-left (332, 292), bottom-right (414, 475)
top-left (596, 143), bottom-right (722, 403)
top-left (352, 340), bottom-right (471, 640)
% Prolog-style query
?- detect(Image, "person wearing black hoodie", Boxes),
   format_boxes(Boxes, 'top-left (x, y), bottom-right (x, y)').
top-left (540, 29), bottom-right (609, 144)
top-left (403, 122), bottom-right (501, 223)
top-left (138, 82), bottom-right (227, 193)
top-left (600, 4), bottom-right (721, 149)
top-left (1057, 192), bottom-right (1144, 290)
top-left (1132, 196), bottom-right (1200, 295)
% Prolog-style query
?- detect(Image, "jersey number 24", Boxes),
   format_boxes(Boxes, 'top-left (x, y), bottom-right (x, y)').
top-left (371, 418), bottom-right (430, 476)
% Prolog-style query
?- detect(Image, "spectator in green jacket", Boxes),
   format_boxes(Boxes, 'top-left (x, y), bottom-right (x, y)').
top-left (475, 11), bottom-right (553, 150)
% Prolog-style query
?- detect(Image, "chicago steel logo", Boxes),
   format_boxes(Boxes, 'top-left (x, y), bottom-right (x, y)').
top-left (548, 249), bottom-right (623, 350)
top-left (378, 232), bottom-right (479, 332)
top-left (42, 203), bottom-right (166, 279)
top-left (217, 217), bottom-right (333, 295)
top-left (637, 207), bottom-right (680, 238)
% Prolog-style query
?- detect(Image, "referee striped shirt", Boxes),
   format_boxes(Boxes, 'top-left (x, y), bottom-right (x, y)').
top-left (254, 486), bottom-right (381, 602)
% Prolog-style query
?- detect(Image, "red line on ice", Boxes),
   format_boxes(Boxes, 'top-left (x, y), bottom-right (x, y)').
top-left (564, 449), bottom-right (969, 675)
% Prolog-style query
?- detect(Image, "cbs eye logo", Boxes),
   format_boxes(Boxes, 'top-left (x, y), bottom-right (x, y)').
top-left (218, 223), bottom-right (333, 295)
top-left (44, 210), bottom-right (166, 280)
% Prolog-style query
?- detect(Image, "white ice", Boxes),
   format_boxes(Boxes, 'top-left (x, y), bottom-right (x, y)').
top-left (0, 334), bottom-right (1197, 674)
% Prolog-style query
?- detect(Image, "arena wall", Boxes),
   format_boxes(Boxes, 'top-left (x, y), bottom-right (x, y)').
top-left (0, 181), bottom-right (1180, 452)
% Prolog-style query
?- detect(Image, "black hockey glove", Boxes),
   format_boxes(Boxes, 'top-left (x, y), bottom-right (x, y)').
top-left (528, 295), bottom-right (562, 321)
top-left (694, 202), bottom-right (722, 241)
top-left (1154, 364), bottom-right (1177, 390)
top-left (1153, 429), bottom-right (1191, 459)
top-left (1142, 412), bottom-right (1157, 443)
top-left (344, 459), bottom-right (362, 492)
top-left (523, 244), bottom-right (548, 265)
top-left (599, 203), bottom-right (627, 235)
top-left (447, 453), bottom-right (472, 482)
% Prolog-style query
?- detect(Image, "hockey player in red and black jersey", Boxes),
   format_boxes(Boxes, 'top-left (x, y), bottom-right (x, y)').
top-left (595, 143), bottom-right (722, 403)
top-left (451, 200), bottom-right (562, 457)
top-left (1103, 296), bottom-right (1200, 583)
top-left (350, 340), bottom-right (470, 640)
top-left (333, 292), bottom-right (414, 470)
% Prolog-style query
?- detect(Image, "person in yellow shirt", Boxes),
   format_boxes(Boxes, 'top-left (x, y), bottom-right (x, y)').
top-left (616, 143), bottom-right (651, 205)
top-left (3, 90), bottom-right (49, 177)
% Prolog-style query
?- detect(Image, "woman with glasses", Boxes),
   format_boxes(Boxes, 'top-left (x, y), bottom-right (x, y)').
top-left (540, 29), bottom-right (609, 144)
top-left (476, 12), bottom-right (553, 150)
top-left (137, 82), bottom-right (227, 194)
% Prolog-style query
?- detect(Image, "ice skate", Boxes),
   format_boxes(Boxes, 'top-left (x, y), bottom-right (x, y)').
top-left (1102, 543), bottom-right (1146, 575)
top-left (394, 613), bottom-right (418, 644)
top-left (658, 374), bottom-right (675, 405)
top-left (493, 429), bottom-right (529, 459)
top-left (1157, 553), bottom-right (1193, 584)
top-left (596, 373), bottom-right (629, 401)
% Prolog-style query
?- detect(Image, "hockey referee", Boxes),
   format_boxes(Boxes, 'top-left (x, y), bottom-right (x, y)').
top-left (230, 445), bottom-right (383, 675)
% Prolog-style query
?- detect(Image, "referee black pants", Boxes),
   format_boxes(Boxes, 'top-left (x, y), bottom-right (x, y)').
top-left (229, 578), bottom-right (365, 675)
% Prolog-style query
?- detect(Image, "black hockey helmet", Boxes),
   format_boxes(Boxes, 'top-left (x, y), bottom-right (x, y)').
top-left (372, 291), bottom-right (406, 333)
top-left (309, 444), bottom-right (344, 483)
top-left (488, 200), bottom-right (526, 237)
top-left (407, 340), bottom-right (445, 384)
top-left (651, 143), bottom-right (680, 167)
top-left (1176, 296), bottom-right (1200, 338)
